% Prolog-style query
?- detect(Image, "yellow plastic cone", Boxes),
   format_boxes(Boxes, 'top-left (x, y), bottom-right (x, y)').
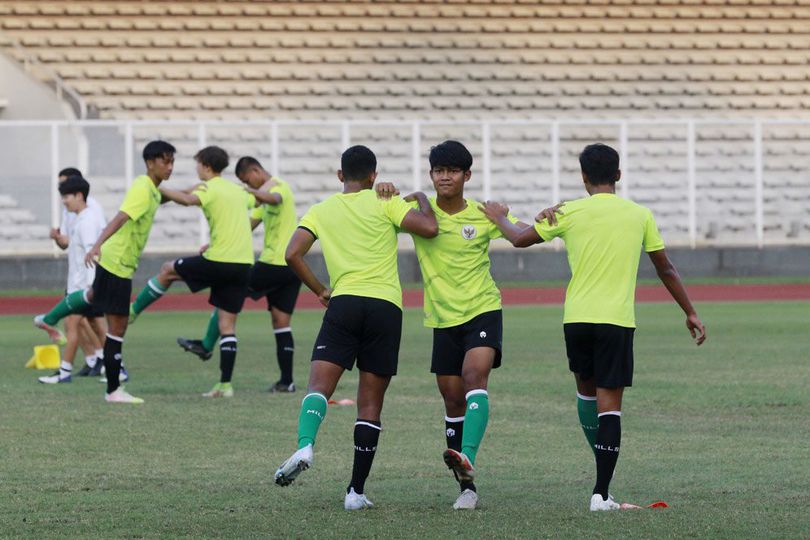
top-left (25, 345), bottom-right (61, 370)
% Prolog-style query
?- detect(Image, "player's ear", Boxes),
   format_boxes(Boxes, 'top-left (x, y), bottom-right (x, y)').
top-left (615, 169), bottom-right (622, 183)
top-left (370, 171), bottom-right (378, 182)
top-left (463, 170), bottom-right (472, 183)
top-left (337, 170), bottom-right (344, 183)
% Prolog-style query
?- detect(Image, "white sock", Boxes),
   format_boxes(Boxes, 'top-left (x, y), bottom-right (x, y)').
top-left (59, 360), bottom-right (72, 378)
top-left (85, 355), bottom-right (97, 368)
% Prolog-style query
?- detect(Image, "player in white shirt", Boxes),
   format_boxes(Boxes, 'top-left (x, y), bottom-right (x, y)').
top-left (39, 176), bottom-right (108, 384)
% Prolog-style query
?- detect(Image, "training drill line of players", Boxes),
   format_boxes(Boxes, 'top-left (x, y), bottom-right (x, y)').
top-left (33, 139), bottom-right (706, 512)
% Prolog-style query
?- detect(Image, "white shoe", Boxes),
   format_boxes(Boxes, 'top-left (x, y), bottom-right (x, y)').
top-left (105, 387), bottom-right (144, 404)
top-left (33, 314), bottom-right (66, 345)
top-left (590, 493), bottom-right (620, 511)
top-left (344, 487), bottom-right (374, 510)
top-left (453, 489), bottom-right (478, 510)
top-left (274, 444), bottom-right (313, 486)
top-left (38, 371), bottom-right (72, 384)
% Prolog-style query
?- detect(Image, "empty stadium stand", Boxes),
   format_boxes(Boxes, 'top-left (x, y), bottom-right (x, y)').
top-left (0, 0), bottom-right (808, 254)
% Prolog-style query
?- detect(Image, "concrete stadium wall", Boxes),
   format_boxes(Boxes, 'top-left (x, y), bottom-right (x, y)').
top-left (2, 247), bottom-right (808, 292)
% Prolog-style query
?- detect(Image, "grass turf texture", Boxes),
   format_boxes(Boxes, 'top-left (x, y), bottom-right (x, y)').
top-left (1, 302), bottom-right (808, 538)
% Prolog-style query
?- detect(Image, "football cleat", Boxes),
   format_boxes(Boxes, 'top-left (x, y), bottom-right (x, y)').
top-left (590, 493), bottom-right (620, 511)
top-left (38, 371), bottom-right (72, 384)
top-left (274, 444), bottom-right (313, 486)
top-left (268, 381), bottom-right (296, 393)
top-left (33, 315), bottom-right (67, 346)
top-left (453, 488), bottom-right (479, 510)
top-left (344, 487), bottom-right (374, 510)
top-left (202, 382), bottom-right (233, 398)
top-left (443, 448), bottom-right (475, 483)
top-left (176, 337), bottom-right (212, 361)
top-left (105, 387), bottom-right (144, 404)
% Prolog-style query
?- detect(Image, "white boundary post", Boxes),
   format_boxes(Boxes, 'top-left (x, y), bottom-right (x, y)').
top-left (341, 121), bottom-right (350, 150)
top-left (197, 123), bottom-right (208, 246)
top-left (619, 121), bottom-right (629, 198)
top-left (753, 120), bottom-right (764, 248)
top-left (687, 121), bottom-right (697, 249)
top-left (482, 121), bottom-right (491, 201)
top-left (270, 121), bottom-right (279, 177)
top-left (411, 121), bottom-right (421, 192)
top-left (124, 122), bottom-right (134, 189)
top-left (50, 123), bottom-right (60, 257)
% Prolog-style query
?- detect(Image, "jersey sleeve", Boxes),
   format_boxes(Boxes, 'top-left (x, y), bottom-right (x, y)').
top-left (246, 192), bottom-right (256, 210)
top-left (489, 212), bottom-right (520, 239)
top-left (642, 209), bottom-right (666, 252)
top-left (534, 213), bottom-right (566, 242)
top-left (192, 183), bottom-right (212, 208)
top-left (119, 180), bottom-right (151, 221)
top-left (382, 196), bottom-right (412, 227)
top-left (250, 205), bottom-right (264, 220)
top-left (59, 208), bottom-right (69, 235)
top-left (298, 207), bottom-right (319, 238)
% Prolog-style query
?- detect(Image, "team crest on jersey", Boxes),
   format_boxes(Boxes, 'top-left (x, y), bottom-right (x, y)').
top-left (461, 225), bottom-right (477, 240)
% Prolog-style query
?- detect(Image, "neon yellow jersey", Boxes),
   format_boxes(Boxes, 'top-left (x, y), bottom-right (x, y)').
top-left (411, 198), bottom-right (517, 328)
top-left (194, 177), bottom-right (256, 264)
top-left (98, 175), bottom-right (161, 279)
top-left (535, 193), bottom-right (665, 328)
top-left (250, 178), bottom-right (297, 266)
top-left (298, 189), bottom-right (412, 308)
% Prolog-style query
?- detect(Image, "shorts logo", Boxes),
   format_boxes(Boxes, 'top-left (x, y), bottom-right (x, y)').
top-left (461, 225), bottom-right (477, 240)
top-left (479, 331), bottom-right (487, 338)
top-left (177, 259), bottom-right (184, 265)
top-left (316, 345), bottom-right (326, 350)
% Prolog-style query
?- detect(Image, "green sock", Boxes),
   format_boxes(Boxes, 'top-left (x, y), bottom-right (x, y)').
top-left (297, 392), bottom-right (328, 449)
top-left (201, 310), bottom-right (220, 352)
top-left (577, 393), bottom-right (599, 456)
top-left (43, 290), bottom-right (90, 325)
top-left (131, 277), bottom-right (168, 315)
top-left (461, 389), bottom-right (489, 465)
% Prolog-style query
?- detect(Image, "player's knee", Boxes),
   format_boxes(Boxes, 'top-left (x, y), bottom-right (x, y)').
top-left (159, 260), bottom-right (176, 279)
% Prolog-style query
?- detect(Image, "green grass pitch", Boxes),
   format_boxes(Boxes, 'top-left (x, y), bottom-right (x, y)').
top-left (0, 301), bottom-right (808, 538)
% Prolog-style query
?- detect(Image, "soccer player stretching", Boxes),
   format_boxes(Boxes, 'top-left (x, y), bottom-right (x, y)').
top-left (34, 141), bottom-right (177, 403)
top-left (377, 140), bottom-right (531, 510)
top-left (128, 146), bottom-right (256, 398)
top-left (177, 156), bottom-right (302, 393)
top-left (274, 145), bottom-right (438, 510)
top-left (481, 143), bottom-right (706, 511)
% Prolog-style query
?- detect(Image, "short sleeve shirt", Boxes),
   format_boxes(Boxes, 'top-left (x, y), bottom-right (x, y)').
top-left (194, 177), bottom-right (256, 265)
top-left (250, 178), bottom-right (297, 266)
top-left (60, 196), bottom-right (105, 237)
top-left (67, 207), bottom-right (106, 293)
top-left (411, 197), bottom-right (518, 328)
top-left (298, 189), bottom-right (412, 308)
top-left (535, 193), bottom-right (665, 328)
top-left (99, 175), bottom-right (161, 279)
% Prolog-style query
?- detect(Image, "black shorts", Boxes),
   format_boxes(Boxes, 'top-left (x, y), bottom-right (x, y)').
top-left (564, 323), bottom-right (635, 388)
top-left (79, 302), bottom-right (104, 319)
top-left (431, 310), bottom-right (503, 376)
top-left (174, 255), bottom-right (251, 314)
top-left (247, 262), bottom-right (301, 314)
top-left (311, 295), bottom-right (403, 376)
top-left (91, 264), bottom-right (132, 316)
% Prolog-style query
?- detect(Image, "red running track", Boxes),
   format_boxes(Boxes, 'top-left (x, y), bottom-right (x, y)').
top-left (2, 283), bottom-right (809, 315)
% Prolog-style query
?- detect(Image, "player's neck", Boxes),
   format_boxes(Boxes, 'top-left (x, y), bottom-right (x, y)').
top-left (342, 181), bottom-right (371, 194)
top-left (436, 194), bottom-right (466, 215)
top-left (147, 174), bottom-right (162, 187)
top-left (587, 184), bottom-right (616, 196)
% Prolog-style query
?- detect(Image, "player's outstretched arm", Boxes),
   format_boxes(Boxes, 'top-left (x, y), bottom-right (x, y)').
top-left (84, 210), bottom-right (130, 267)
top-left (285, 228), bottom-right (331, 307)
top-left (400, 192), bottom-right (438, 238)
top-left (479, 201), bottom-right (543, 248)
top-left (159, 187), bottom-right (201, 207)
top-left (648, 249), bottom-right (706, 346)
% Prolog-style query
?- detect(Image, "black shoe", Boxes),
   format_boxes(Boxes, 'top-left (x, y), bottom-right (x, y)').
top-left (75, 364), bottom-right (94, 377)
top-left (268, 381), bottom-right (296, 393)
top-left (89, 362), bottom-right (104, 377)
top-left (176, 337), bottom-right (212, 361)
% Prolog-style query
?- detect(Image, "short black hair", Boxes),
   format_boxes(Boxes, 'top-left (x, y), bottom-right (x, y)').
top-left (579, 143), bottom-right (620, 185)
top-left (58, 167), bottom-right (82, 179)
top-left (58, 175), bottom-right (90, 201)
top-left (235, 156), bottom-right (263, 178)
top-left (341, 145), bottom-right (377, 182)
top-left (194, 146), bottom-right (229, 174)
top-left (142, 140), bottom-right (176, 162)
top-left (429, 140), bottom-right (473, 171)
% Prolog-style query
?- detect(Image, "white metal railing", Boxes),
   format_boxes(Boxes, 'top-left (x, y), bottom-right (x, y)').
top-left (0, 117), bottom-right (809, 257)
